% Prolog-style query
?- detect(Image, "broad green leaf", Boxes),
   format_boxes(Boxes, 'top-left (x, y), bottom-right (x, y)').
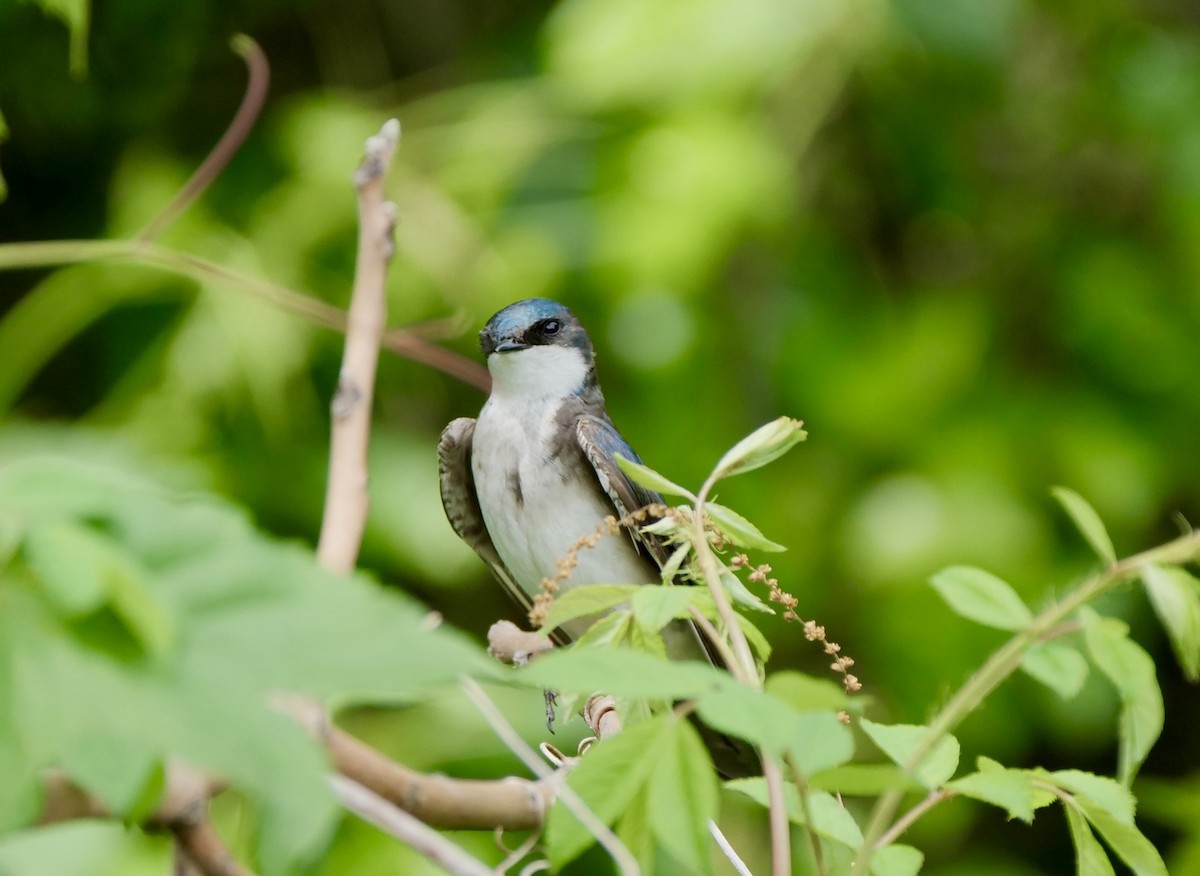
top-left (710, 417), bottom-right (807, 481)
top-left (726, 780), bottom-right (863, 849)
top-left (1041, 770), bottom-right (1135, 825)
top-left (1065, 803), bottom-right (1117, 876)
top-left (660, 542), bottom-right (691, 582)
top-left (521, 645), bottom-right (731, 699)
top-left (648, 719), bottom-right (718, 874)
top-left (1052, 487), bottom-right (1116, 563)
top-left (58, 733), bottom-right (162, 818)
top-left (1082, 611), bottom-right (1164, 784)
top-left (539, 584), bottom-right (639, 633)
top-left (615, 784), bottom-right (656, 873)
top-left (1021, 642), bottom-right (1089, 699)
top-left (720, 568), bottom-right (774, 613)
top-left (735, 613), bottom-right (773, 662)
top-left (0, 724), bottom-right (40, 832)
top-left (860, 719), bottom-right (960, 789)
top-left (697, 686), bottom-right (802, 757)
top-left (811, 764), bottom-right (923, 796)
top-left (1140, 564), bottom-right (1200, 680)
top-left (22, 523), bottom-right (109, 615)
top-left (870, 844), bottom-right (924, 876)
top-left (699, 683), bottom-right (853, 773)
top-left (632, 585), bottom-right (704, 632)
top-left (705, 502), bottom-right (786, 552)
top-left (626, 612), bottom-right (668, 658)
top-left (1075, 797), bottom-right (1168, 876)
top-left (546, 716), bottom-right (671, 870)
top-left (948, 756), bottom-right (1039, 823)
top-left (568, 608), bottom-right (633, 650)
top-left (24, 522), bottom-right (174, 657)
top-left (765, 671), bottom-right (848, 713)
top-left (788, 712), bottom-right (856, 775)
top-left (929, 566), bottom-right (1032, 631)
top-left (613, 453), bottom-right (695, 499)
top-left (0, 455), bottom-right (499, 872)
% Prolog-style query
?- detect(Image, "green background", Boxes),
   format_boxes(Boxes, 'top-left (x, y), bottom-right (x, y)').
top-left (1, 0), bottom-right (1198, 873)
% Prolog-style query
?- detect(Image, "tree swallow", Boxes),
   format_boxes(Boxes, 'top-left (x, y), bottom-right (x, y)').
top-left (439, 298), bottom-right (756, 776)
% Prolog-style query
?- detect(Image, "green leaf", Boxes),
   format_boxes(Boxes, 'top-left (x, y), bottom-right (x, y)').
top-left (705, 503), bottom-right (786, 552)
top-left (788, 712), bottom-right (856, 775)
top-left (1041, 770), bottom-right (1136, 824)
top-left (1052, 487), bottom-right (1116, 564)
top-left (870, 844), bottom-right (924, 876)
top-left (1065, 802), bottom-right (1117, 876)
top-left (765, 671), bottom-right (848, 713)
top-left (0, 455), bottom-right (499, 872)
top-left (521, 645), bottom-right (732, 700)
top-left (22, 523), bottom-right (109, 615)
top-left (545, 716), bottom-right (671, 870)
top-left (1082, 611), bottom-right (1164, 784)
top-left (58, 733), bottom-right (162, 818)
top-left (696, 686), bottom-right (802, 757)
top-left (23, 521), bottom-right (174, 656)
top-left (725, 780), bottom-right (863, 849)
top-left (948, 756), bottom-right (1040, 823)
top-left (720, 567), bottom-right (775, 613)
top-left (614, 453), bottom-right (695, 499)
top-left (859, 719), bottom-right (960, 789)
top-left (1075, 797), bottom-right (1168, 876)
top-left (568, 608), bottom-right (634, 650)
top-left (660, 542), bottom-right (691, 582)
top-left (710, 417), bottom-right (807, 481)
top-left (615, 784), bottom-right (656, 873)
top-left (810, 764), bottom-right (924, 796)
top-left (539, 584), bottom-right (639, 633)
top-left (1021, 642), bottom-right (1089, 699)
top-left (648, 719), bottom-right (718, 874)
top-left (632, 585), bottom-right (704, 632)
top-left (735, 612), bottom-right (773, 662)
top-left (929, 566), bottom-right (1033, 631)
top-left (1140, 564), bottom-right (1200, 681)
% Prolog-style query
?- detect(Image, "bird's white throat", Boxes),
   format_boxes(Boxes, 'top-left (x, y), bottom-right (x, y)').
top-left (487, 345), bottom-right (590, 401)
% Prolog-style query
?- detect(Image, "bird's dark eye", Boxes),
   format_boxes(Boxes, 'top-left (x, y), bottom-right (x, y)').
top-left (541, 319), bottom-right (560, 335)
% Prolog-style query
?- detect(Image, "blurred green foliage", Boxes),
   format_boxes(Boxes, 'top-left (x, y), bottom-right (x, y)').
top-left (2, 0), bottom-right (1200, 873)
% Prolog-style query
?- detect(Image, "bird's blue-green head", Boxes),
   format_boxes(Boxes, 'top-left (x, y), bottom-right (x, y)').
top-left (479, 299), bottom-right (596, 398)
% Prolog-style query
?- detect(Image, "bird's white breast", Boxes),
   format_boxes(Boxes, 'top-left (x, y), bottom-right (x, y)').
top-left (471, 378), bottom-right (656, 637)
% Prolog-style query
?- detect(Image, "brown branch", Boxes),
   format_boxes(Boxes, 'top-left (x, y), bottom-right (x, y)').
top-left (38, 766), bottom-right (255, 876)
top-left (487, 620), bottom-right (555, 666)
top-left (582, 694), bottom-right (622, 740)
top-left (316, 119), bottom-right (401, 574)
top-left (328, 725), bottom-right (554, 830)
top-left (137, 36), bottom-right (270, 243)
top-left (331, 776), bottom-right (493, 876)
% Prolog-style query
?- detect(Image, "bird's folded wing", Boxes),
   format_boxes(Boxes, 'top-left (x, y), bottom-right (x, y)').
top-left (574, 413), bottom-right (673, 567)
top-left (437, 417), bottom-right (531, 617)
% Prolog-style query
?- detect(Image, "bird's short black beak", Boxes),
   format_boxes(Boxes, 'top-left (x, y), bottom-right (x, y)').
top-left (479, 330), bottom-right (528, 355)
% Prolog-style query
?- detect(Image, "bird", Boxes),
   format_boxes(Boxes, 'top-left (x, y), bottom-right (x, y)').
top-left (438, 297), bottom-right (757, 776)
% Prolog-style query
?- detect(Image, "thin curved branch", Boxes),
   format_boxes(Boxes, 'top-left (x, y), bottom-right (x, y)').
top-left (137, 36), bottom-right (270, 243)
top-left (332, 776), bottom-right (492, 876)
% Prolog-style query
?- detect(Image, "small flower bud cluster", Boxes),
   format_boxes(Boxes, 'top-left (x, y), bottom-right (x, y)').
top-left (528, 505), bottom-right (667, 628)
top-left (731, 553), bottom-right (863, 705)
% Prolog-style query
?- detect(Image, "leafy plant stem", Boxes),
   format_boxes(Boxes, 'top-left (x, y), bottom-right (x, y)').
top-left (693, 477), bottom-right (759, 687)
top-left (763, 755), bottom-right (793, 876)
top-left (786, 756), bottom-right (826, 876)
top-left (693, 476), bottom-right (794, 875)
top-left (872, 789), bottom-right (955, 850)
top-left (853, 529), bottom-right (1200, 875)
